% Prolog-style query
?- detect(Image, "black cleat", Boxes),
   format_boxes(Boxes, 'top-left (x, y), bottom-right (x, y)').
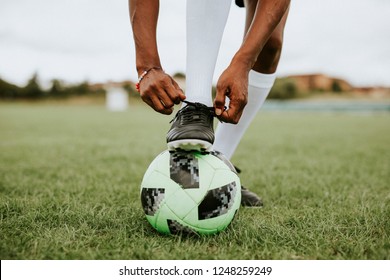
top-left (241, 186), bottom-right (263, 207)
top-left (234, 165), bottom-right (263, 207)
top-left (167, 101), bottom-right (215, 151)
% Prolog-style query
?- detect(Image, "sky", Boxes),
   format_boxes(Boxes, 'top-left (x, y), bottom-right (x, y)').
top-left (1, 0), bottom-right (390, 88)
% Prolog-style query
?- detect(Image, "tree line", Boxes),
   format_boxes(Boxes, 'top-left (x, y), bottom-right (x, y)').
top-left (0, 74), bottom-right (105, 100)
top-left (1, 73), bottom-right (306, 101)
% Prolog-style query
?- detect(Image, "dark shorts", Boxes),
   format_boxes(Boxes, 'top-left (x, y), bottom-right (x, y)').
top-left (235, 0), bottom-right (244, 8)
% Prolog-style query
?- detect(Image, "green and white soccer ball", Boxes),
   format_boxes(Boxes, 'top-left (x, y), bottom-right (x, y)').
top-left (140, 150), bottom-right (241, 235)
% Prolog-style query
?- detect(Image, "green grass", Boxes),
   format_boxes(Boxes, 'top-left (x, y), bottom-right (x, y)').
top-left (0, 103), bottom-right (389, 260)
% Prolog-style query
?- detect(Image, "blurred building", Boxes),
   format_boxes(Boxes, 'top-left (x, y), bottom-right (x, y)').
top-left (105, 85), bottom-right (128, 111)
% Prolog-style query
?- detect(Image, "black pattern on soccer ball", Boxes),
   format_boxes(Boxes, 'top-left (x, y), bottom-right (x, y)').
top-left (198, 181), bottom-right (237, 220)
top-left (141, 188), bottom-right (165, 216)
top-left (167, 219), bottom-right (198, 236)
top-left (169, 151), bottom-right (200, 189)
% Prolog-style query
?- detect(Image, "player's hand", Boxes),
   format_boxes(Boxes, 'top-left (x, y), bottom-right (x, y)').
top-left (138, 68), bottom-right (186, 115)
top-left (214, 63), bottom-right (249, 124)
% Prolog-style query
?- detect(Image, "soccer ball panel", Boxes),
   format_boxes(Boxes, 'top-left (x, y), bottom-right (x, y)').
top-left (164, 187), bottom-right (197, 220)
top-left (209, 150), bottom-right (237, 173)
top-left (154, 204), bottom-right (176, 234)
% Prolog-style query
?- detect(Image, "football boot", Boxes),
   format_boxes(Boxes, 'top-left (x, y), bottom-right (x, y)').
top-left (234, 166), bottom-right (263, 207)
top-left (167, 101), bottom-right (215, 151)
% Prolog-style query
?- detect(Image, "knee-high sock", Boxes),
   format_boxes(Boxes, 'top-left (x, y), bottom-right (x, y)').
top-left (213, 70), bottom-right (276, 160)
top-left (185, 0), bottom-right (231, 107)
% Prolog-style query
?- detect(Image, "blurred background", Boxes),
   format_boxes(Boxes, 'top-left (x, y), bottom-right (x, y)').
top-left (0, 0), bottom-right (389, 104)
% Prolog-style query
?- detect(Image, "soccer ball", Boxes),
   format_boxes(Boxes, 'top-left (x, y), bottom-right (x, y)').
top-left (140, 150), bottom-right (241, 235)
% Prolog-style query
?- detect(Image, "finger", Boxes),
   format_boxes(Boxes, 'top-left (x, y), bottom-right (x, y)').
top-left (157, 90), bottom-right (174, 109)
top-left (141, 95), bottom-right (154, 109)
top-left (218, 98), bottom-right (245, 124)
top-left (150, 95), bottom-right (174, 115)
top-left (216, 110), bottom-right (233, 123)
top-left (142, 95), bottom-right (166, 113)
top-left (214, 83), bottom-right (228, 117)
top-left (217, 108), bottom-right (242, 124)
top-left (169, 78), bottom-right (186, 103)
top-left (141, 82), bottom-right (174, 111)
top-left (164, 84), bottom-right (183, 105)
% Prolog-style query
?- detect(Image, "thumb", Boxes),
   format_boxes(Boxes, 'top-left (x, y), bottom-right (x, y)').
top-left (214, 85), bottom-right (228, 117)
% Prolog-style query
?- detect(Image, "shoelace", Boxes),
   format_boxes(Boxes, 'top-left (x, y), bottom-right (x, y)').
top-left (170, 100), bottom-right (216, 124)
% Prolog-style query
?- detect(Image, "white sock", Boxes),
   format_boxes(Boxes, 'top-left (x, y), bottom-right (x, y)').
top-left (213, 70), bottom-right (276, 160)
top-left (184, 0), bottom-right (231, 107)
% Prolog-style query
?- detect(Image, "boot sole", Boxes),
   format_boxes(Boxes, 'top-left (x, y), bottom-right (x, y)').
top-left (167, 139), bottom-right (213, 152)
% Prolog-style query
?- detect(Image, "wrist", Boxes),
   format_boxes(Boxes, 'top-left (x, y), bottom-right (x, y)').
top-left (135, 67), bottom-right (163, 92)
top-left (135, 53), bottom-right (162, 76)
top-left (136, 63), bottom-right (162, 76)
top-left (229, 53), bottom-right (254, 73)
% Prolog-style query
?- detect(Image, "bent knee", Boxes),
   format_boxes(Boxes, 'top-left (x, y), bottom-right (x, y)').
top-left (252, 34), bottom-right (283, 73)
top-left (263, 34), bottom-right (283, 57)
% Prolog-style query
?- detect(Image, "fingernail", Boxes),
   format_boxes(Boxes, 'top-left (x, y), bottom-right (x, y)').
top-left (215, 108), bottom-right (222, 116)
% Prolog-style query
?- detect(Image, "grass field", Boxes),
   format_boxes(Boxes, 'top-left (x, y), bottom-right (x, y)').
top-left (0, 102), bottom-right (389, 260)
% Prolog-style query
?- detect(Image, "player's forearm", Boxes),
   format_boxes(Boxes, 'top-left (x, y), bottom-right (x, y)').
top-left (129, 0), bottom-right (162, 75)
top-left (232, 0), bottom-right (290, 70)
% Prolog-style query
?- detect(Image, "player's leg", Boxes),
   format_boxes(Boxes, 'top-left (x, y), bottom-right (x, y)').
top-left (214, 0), bottom-right (289, 159)
top-left (185, 0), bottom-right (231, 107)
top-left (214, 0), bottom-right (289, 206)
top-left (167, 0), bottom-right (232, 151)
top-left (251, 4), bottom-right (289, 74)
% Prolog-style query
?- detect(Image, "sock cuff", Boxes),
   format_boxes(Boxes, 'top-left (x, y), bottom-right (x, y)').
top-left (249, 70), bottom-right (277, 88)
